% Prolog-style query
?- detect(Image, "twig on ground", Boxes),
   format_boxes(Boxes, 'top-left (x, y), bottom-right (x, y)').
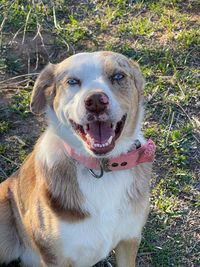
top-left (22, 6), bottom-right (32, 44)
top-left (166, 111), bottom-right (175, 144)
top-left (53, 5), bottom-right (59, 30)
top-left (0, 167), bottom-right (8, 178)
top-left (135, 9), bottom-right (146, 18)
top-left (40, 0), bottom-right (49, 20)
top-left (43, 21), bottom-right (73, 54)
top-left (0, 78), bottom-right (32, 87)
top-left (13, 136), bottom-right (27, 146)
top-left (0, 86), bottom-right (31, 90)
top-left (166, 107), bottom-right (172, 128)
top-left (184, 48), bottom-right (196, 65)
top-left (192, 134), bottom-right (199, 144)
top-left (176, 104), bottom-right (200, 143)
top-left (0, 73), bottom-right (39, 85)
top-left (177, 104), bottom-right (195, 127)
top-left (34, 44), bottom-right (39, 71)
top-left (9, 25), bottom-right (24, 46)
top-left (177, 81), bottom-right (186, 100)
top-left (32, 0), bottom-right (50, 58)
top-left (147, 85), bottom-right (159, 103)
top-left (0, 154), bottom-right (19, 167)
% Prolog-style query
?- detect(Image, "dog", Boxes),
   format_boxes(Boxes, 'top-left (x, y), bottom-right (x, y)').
top-left (0, 51), bottom-right (155, 267)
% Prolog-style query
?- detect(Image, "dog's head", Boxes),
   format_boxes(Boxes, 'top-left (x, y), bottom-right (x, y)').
top-left (31, 51), bottom-right (145, 157)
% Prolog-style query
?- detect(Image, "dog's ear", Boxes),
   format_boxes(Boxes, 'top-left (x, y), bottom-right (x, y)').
top-left (129, 59), bottom-right (145, 94)
top-left (30, 63), bottom-right (56, 115)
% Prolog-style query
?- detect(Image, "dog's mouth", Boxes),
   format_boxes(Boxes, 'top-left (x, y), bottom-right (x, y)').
top-left (70, 115), bottom-right (127, 155)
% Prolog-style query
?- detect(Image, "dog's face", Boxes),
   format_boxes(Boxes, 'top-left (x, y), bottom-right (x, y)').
top-left (31, 51), bottom-right (145, 156)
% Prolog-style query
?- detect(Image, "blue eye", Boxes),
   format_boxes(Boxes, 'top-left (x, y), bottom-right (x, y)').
top-left (68, 79), bottom-right (80, 85)
top-left (113, 74), bottom-right (124, 80)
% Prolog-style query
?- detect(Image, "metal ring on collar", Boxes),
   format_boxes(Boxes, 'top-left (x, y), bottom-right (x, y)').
top-left (88, 158), bottom-right (104, 179)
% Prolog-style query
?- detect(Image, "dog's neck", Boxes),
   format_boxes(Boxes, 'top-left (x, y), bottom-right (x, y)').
top-left (61, 139), bottom-right (155, 178)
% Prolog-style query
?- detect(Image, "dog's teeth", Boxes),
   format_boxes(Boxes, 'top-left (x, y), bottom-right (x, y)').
top-left (107, 136), bottom-right (113, 144)
top-left (94, 143), bottom-right (111, 148)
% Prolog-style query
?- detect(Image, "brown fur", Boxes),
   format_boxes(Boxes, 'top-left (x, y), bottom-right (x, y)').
top-left (40, 158), bottom-right (89, 222)
top-left (102, 53), bottom-right (144, 139)
top-left (0, 178), bottom-right (21, 263)
top-left (0, 144), bottom-right (84, 265)
top-left (30, 63), bottom-right (56, 115)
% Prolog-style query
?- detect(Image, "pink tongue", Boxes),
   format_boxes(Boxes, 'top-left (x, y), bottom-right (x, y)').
top-left (86, 121), bottom-right (114, 144)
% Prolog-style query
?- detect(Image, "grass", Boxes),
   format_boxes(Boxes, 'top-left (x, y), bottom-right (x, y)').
top-left (0, 0), bottom-right (199, 266)
top-left (8, 90), bottom-right (31, 117)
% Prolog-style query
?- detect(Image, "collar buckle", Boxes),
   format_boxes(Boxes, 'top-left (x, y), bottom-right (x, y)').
top-left (101, 158), bottom-right (111, 173)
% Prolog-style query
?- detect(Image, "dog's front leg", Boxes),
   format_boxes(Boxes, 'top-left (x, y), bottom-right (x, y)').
top-left (114, 238), bottom-right (141, 267)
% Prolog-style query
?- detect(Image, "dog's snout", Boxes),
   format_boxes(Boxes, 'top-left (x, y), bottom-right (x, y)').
top-left (84, 93), bottom-right (109, 114)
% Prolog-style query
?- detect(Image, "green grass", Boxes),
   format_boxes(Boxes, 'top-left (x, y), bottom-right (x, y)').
top-left (0, 0), bottom-right (199, 266)
top-left (8, 90), bottom-right (31, 117)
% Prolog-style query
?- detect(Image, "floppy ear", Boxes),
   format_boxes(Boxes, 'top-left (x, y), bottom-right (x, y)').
top-left (129, 59), bottom-right (145, 94)
top-left (30, 63), bottom-right (56, 114)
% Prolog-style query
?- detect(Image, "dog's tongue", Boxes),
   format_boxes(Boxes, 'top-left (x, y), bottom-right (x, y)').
top-left (86, 121), bottom-right (114, 144)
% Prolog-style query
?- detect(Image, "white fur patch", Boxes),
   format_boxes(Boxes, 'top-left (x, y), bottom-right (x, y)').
top-left (21, 248), bottom-right (41, 267)
top-left (59, 167), bottom-right (146, 267)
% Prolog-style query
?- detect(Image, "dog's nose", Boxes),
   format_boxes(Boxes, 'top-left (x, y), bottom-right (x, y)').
top-left (84, 92), bottom-right (109, 114)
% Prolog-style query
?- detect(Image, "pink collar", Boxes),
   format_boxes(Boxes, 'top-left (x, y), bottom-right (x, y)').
top-left (62, 139), bottom-right (155, 178)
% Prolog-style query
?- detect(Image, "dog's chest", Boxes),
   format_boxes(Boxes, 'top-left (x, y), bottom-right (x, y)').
top-left (59, 167), bottom-right (143, 267)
